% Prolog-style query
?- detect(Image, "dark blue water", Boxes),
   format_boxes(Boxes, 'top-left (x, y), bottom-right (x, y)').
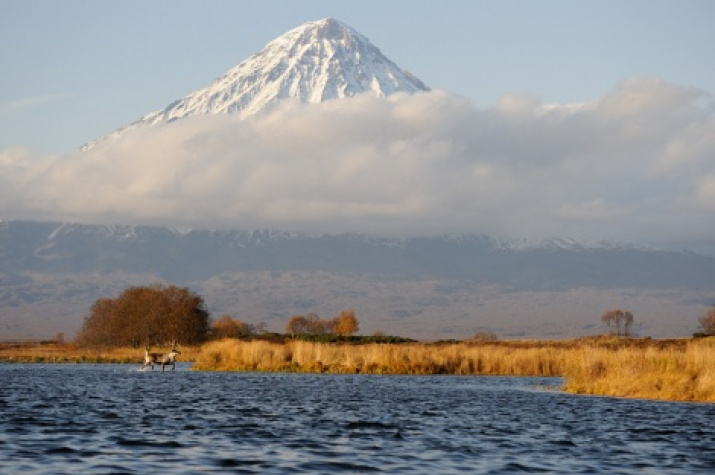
top-left (0, 364), bottom-right (713, 474)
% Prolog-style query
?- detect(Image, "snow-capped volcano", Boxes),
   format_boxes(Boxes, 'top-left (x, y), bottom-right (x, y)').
top-left (82, 18), bottom-right (428, 150)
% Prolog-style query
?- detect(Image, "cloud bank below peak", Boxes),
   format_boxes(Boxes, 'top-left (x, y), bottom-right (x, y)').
top-left (2, 78), bottom-right (714, 252)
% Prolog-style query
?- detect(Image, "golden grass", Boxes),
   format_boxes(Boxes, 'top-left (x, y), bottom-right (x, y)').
top-left (192, 339), bottom-right (569, 376)
top-left (563, 339), bottom-right (715, 402)
top-left (193, 337), bottom-right (715, 402)
top-left (0, 342), bottom-right (202, 364)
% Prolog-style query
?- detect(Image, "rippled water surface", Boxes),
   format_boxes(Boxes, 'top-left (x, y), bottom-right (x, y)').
top-left (1, 364), bottom-right (714, 474)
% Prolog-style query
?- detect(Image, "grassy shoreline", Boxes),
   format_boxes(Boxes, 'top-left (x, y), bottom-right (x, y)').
top-left (0, 342), bottom-right (202, 364)
top-left (3, 338), bottom-right (713, 402)
top-left (192, 339), bottom-right (570, 376)
top-left (192, 337), bottom-right (715, 402)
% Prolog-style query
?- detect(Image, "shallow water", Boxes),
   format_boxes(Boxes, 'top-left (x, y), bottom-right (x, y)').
top-left (0, 364), bottom-right (713, 474)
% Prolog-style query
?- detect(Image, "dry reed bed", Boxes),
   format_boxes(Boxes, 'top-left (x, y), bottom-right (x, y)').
top-left (193, 339), bottom-right (569, 376)
top-left (564, 340), bottom-right (715, 402)
top-left (0, 343), bottom-right (202, 364)
top-left (193, 338), bottom-right (715, 402)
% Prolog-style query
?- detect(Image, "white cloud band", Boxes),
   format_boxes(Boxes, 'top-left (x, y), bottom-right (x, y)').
top-left (2, 78), bottom-right (713, 249)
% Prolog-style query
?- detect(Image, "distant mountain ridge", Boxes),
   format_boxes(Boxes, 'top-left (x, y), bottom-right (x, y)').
top-left (2, 220), bottom-right (713, 290)
top-left (82, 18), bottom-right (428, 150)
top-left (3, 220), bottom-right (714, 340)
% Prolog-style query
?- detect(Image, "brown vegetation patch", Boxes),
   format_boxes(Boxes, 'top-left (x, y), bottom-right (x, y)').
top-left (193, 337), bottom-right (715, 402)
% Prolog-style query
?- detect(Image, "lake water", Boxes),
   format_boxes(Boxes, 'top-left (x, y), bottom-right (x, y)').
top-left (1, 364), bottom-right (713, 474)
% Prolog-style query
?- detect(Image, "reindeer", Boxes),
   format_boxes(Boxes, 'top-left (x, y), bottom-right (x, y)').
top-left (141, 341), bottom-right (181, 373)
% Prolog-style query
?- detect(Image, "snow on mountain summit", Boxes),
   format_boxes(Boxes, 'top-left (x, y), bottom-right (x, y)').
top-left (82, 18), bottom-right (428, 150)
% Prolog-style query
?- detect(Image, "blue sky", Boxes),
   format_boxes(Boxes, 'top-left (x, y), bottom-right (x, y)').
top-left (1, 0), bottom-right (713, 153)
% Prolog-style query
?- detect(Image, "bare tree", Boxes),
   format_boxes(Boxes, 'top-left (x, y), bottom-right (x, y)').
top-left (622, 311), bottom-right (634, 337)
top-left (305, 312), bottom-right (331, 335)
top-left (601, 309), bottom-right (634, 337)
top-left (471, 331), bottom-right (498, 342)
top-left (285, 315), bottom-right (310, 336)
top-left (699, 306), bottom-right (715, 335)
top-left (601, 310), bottom-right (617, 335)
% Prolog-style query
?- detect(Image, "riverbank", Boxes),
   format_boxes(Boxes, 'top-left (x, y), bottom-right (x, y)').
top-left (0, 342), bottom-right (202, 364)
top-left (193, 337), bottom-right (715, 402)
top-left (4, 337), bottom-right (713, 402)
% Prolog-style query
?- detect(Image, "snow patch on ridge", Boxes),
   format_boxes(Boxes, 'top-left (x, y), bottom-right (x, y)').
top-left (82, 18), bottom-right (428, 151)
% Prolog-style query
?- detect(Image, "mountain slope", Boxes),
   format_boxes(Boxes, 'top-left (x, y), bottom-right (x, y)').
top-left (82, 18), bottom-right (428, 150)
top-left (2, 220), bottom-right (714, 340)
top-left (2, 220), bottom-right (714, 290)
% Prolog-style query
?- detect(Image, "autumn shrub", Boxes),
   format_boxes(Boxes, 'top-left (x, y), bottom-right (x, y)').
top-left (75, 284), bottom-right (210, 347)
